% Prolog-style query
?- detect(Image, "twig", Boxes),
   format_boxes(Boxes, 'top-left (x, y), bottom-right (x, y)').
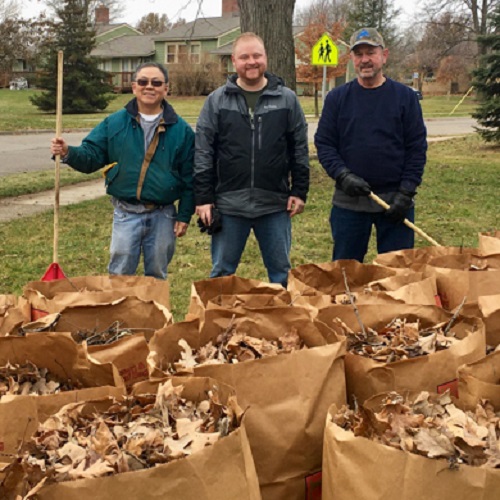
top-left (17, 417), bottom-right (33, 454)
top-left (443, 296), bottom-right (467, 336)
top-left (217, 314), bottom-right (236, 358)
top-left (342, 268), bottom-right (367, 338)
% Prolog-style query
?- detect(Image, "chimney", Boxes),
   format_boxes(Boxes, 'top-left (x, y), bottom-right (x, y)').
top-left (95, 4), bottom-right (110, 25)
top-left (222, 0), bottom-right (239, 17)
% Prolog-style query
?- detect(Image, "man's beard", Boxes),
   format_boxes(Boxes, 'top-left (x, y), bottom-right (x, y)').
top-left (357, 65), bottom-right (380, 79)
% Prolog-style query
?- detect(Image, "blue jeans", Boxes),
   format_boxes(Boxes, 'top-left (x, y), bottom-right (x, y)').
top-left (211, 211), bottom-right (291, 287)
top-left (108, 204), bottom-right (177, 279)
top-left (330, 205), bottom-right (415, 262)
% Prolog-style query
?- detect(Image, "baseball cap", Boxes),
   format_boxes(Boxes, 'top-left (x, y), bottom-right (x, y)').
top-left (350, 28), bottom-right (385, 50)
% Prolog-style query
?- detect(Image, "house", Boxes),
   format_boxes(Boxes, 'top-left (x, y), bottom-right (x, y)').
top-left (6, 0), bottom-right (348, 94)
top-left (90, 0), bottom-right (242, 92)
top-left (92, 5), bottom-right (154, 92)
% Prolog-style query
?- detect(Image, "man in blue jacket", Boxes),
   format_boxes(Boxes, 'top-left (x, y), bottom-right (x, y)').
top-left (315, 28), bottom-right (427, 262)
top-left (195, 32), bottom-right (309, 287)
top-left (50, 62), bottom-right (194, 279)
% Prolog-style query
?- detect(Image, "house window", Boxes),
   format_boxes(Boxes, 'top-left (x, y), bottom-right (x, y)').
top-left (178, 45), bottom-right (188, 63)
top-left (167, 45), bottom-right (176, 63)
top-left (165, 43), bottom-right (202, 64)
top-left (100, 60), bottom-right (112, 71)
top-left (190, 44), bottom-right (200, 63)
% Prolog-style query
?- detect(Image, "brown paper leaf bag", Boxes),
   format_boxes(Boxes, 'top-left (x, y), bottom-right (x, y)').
top-left (148, 308), bottom-right (346, 500)
top-left (429, 253), bottom-right (500, 270)
top-left (23, 274), bottom-right (170, 319)
top-left (186, 275), bottom-right (286, 322)
top-left (0, 296), bottom-right (30, 336)
top-left (206, 292), bottom-right (331, 320)
top-left (432, 267), bottom-right (500, 317)
top-left (478, 231), bottom-right (500, 256)
top-left (373, 246), bottom-right (475, 268)
top-left (20, 296), bottom-right (172, 340)
top-left (322, 401), bottom-right (500, 500)
top-left (361, 274), bottom-right (439, 306)
top-left (0, 333), bottom-right (124, 459)
top-left (84, 334), bottom-right (150, 387)
top-left (5, 377), bottom-right (261, 500)
top-left (288, 260), bottom-right (398, 299)
top-left (18, 296), bottom-right (172, 386)
top-left (478, 294), bottom-right (500, 346)
top-left (458, 350), bottom-right (500, 410)
top-left (317, 304), bottom-right (486, 403)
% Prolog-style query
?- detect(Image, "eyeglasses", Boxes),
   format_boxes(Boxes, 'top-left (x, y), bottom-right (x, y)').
top-left (135, 78), bottom-right (166, 87)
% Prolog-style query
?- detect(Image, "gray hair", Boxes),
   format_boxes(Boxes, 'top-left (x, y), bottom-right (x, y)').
top-left (133, 62), bottom-right (169, 83)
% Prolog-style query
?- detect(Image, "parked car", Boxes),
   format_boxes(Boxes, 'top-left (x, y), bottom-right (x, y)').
top-left (9, 77), bottom-right (29, 90)
top-left (411, 87), bottom-right (423, 100)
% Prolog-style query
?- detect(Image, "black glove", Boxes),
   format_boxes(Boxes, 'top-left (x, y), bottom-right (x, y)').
top-left (386, 189), bottom-right (415, 223)
top-left (197, 207), bottom-right (222, 235)
top-left (336, 169), bottom-right (371, 197)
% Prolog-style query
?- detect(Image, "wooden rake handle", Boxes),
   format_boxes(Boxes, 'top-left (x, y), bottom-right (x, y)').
top-left (369, 192), bottom-right (441, 247)
top-left (53, 50), bottom-right (64, 263)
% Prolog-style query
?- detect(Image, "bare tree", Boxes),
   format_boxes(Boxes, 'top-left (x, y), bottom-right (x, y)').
top-left (422, 0), bottom-right (499, 55)
top-left (401, 12), bottom-right (473, 91)
top-left (0, 13), bottom-right (52, 85)
top-left (294, 0), bottom-right (350, 25)
top-left (137, 13), bottom-right (171, 34)
top-left (0, 0), bottom-right (20, 21)
top-left (237, 0), bottom-right (297, 91)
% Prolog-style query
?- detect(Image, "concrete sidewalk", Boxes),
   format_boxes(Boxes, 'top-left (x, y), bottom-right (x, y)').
top-left (0, 135), bottom-right (468, 224)
top-left (0, 179), bottom-right (106, 223)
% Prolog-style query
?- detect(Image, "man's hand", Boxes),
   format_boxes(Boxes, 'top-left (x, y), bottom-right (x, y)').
top-left (195, 204), bottom-right (213, 226)
top-left (174, 221), bottom-right (188, 237)
top-left (336, 169), bottom-right (371, 197)
top-left (51, 137), bottom-right (69, 157)
top-left (386, 189), bottom-right (415, 224)
top-left (287, 196), bottom-right (305, 217)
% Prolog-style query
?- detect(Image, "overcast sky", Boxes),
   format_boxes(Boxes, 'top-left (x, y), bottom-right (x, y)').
top-left (21, 0), bottom-right (414, 27)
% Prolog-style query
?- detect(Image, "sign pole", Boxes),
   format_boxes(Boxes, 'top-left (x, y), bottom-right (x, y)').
top-left (322, 65), bottom-right (327, 102)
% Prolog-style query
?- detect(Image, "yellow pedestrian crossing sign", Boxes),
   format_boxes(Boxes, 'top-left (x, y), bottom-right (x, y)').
top-left (311, 34), bottom-right (338, 66)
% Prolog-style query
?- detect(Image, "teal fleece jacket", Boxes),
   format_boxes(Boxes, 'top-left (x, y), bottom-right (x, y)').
top-left (65, 98), bottom-right (195, 223)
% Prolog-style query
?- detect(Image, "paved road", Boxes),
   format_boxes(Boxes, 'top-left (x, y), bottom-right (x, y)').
top-left (0, 117), bottom-right (478, 177)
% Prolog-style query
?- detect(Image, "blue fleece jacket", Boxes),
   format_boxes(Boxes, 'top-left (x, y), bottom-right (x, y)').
top-left (315, 77), bottom-right (427, 195)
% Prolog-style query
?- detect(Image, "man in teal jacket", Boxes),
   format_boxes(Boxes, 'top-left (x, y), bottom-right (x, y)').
top-left (50, 62), bottom-right (194, 279)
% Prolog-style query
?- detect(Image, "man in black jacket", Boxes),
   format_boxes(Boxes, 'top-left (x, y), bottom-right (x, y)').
top-left (195, 32), bottom-right (309, 287)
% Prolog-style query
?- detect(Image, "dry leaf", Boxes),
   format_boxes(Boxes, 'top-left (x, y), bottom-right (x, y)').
top-left (333, 391), bottom-right (500, 469)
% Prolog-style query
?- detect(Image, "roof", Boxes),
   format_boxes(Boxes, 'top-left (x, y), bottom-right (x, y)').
top-left (153, 16), bottom-right (241, 41)
top-left (95, 23), bottom-right (142, 38)
top-left (91, 34), bottom-right (156, 58)
top-left (209, 25), bottom-right (307, 56)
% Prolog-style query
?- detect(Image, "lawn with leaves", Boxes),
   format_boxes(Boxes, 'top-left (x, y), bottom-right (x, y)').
top-left (1, 135), bottom-right (498, 320)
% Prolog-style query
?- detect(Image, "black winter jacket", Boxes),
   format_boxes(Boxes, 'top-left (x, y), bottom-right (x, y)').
top-left (194, 73), bottom-right (309, 217)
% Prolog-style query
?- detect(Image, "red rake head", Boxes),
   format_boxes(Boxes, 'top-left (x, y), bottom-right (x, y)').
top-left (41, 263), bottom-right (67, 281)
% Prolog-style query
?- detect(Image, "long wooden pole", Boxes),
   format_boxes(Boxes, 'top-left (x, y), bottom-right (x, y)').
top-left (54, 51), bottom-right (63, 263)
top-left (369, 192), bottom-right (441, 247)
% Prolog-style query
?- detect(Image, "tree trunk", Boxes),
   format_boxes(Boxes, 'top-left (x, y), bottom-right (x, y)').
top-left (237, 0), bottom-right (297, 91)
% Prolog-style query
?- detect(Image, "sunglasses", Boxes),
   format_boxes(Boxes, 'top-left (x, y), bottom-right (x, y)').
top-left (135, 78), bottom-right (166, 87)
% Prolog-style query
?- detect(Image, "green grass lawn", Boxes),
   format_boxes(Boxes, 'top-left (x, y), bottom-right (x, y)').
top-left (1, 135), bottom-right (498, 320)
top-left (0, 89), bottom-right (478, 133)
